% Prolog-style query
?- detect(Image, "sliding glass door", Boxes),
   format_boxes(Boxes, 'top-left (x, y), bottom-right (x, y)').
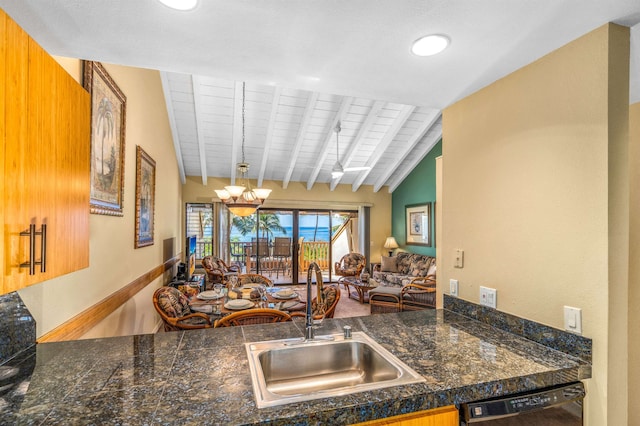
top-left (227, 208), bottom-right (358, 285)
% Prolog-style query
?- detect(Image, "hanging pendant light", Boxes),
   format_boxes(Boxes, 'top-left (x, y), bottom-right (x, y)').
top-left (214, 82), bottom-right (271, 216)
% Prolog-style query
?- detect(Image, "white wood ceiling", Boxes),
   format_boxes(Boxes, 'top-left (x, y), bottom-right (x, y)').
top-left (161, 74), bottom-right (441, 191)
top-left (3, 1), bottom-right (639, 192)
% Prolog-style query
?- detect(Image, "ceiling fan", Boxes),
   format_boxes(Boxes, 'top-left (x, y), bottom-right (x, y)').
top-left (331, 121), bottom-right (371, 179)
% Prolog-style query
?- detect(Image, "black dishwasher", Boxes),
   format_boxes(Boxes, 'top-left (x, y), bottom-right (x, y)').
top-left (459, 381), bottom-right (585, 425)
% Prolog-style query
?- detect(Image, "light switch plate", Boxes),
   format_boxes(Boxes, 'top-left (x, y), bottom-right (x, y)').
top-left (564, 306), bottom-right (582, 334)
top-left (454, 249), bottom-right (464, 268)
top-left (450, 279), bottom-right (459, 297)
top-left (479, 286), bottom-right (497, 309)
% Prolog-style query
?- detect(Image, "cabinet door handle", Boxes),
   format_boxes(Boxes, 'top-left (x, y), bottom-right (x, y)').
top-left (40, 224), bottom-right (47, 273)
top-left (19, 223), bottom-right (47, 275)
top-left (19, 224), bottom-right (37, 275)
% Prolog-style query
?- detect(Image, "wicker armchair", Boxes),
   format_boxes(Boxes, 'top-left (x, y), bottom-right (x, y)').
top-left (400, 277), bottom-right (436, 311)
top-left (369, 277), bottom-right (436, 314)
top-left (214, 308), bottom-right (292, 327)
top-left (153, 286), bottom-right (213, 331)
top-left (201, 256), bottom-right (240, 287)
top-left (290, 284), bottom-right (341, 320)
top-left (237, 273), bottom-right (273, 287)
top-left (334, 253), bottom-right (366, 279)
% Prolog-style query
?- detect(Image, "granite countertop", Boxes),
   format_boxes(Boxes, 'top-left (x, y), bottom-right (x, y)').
top-left (2, 308), bottom-right (591, 425)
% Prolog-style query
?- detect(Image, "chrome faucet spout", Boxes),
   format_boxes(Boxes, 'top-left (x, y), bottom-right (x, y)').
top-left (305, 262), bottom-right (324, 340)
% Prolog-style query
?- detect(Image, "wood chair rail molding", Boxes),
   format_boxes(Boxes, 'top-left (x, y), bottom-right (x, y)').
top-left (37, 254), bottom-right (182, 343)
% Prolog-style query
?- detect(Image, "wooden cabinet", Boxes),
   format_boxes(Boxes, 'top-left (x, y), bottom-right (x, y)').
top-left (350, 406), bottom-right (459, 426)
top-left (1, 9), bottom-right (90, 294)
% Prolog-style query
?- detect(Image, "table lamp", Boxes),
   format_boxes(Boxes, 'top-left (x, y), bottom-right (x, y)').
top-left (384, 236), bottom-right (399, 256)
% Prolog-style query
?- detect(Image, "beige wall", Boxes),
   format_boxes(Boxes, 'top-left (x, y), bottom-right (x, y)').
top-left (442, 24), bottom-right (629, 426)
top-left (17, 59), bottom-right (182, 339)
top-left (182, 176), bottom-right (392, 263)
top-left (629, 102), bottom-right (640, 426)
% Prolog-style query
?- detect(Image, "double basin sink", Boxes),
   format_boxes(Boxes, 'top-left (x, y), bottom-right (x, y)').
top-left (246, 331), bottom-right (426, 408)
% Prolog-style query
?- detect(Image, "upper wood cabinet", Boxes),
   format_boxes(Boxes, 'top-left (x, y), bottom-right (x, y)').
top-left (1, 9), bottom-right (90, 294)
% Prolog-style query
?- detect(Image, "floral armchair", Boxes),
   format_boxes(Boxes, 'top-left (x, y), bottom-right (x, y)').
top-left (290, 285), bottom-right (341, 320)
top-left (153, 286), bottom-right (213, 332)
top-left (334, 253), bottom-right (366, 279)
top-left (237, 273), bottom-right (273, 287)
top-left (201, 255), bottom-right (240, 287)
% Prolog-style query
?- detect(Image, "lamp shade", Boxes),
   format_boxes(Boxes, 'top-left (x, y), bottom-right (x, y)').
top-left (224, 185), bottom-right (246, 199)
top-left (384, 237), bottom-right (399, 249)
top-left (253, 188), bottom-right (272, 200)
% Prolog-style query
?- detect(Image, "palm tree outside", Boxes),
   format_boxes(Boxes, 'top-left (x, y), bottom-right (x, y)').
top-left (231, 213), bottom-right (287, 243)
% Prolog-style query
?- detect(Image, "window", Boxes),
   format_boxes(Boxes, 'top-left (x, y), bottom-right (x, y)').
top-left (185, 203), bottom-right (213, 259)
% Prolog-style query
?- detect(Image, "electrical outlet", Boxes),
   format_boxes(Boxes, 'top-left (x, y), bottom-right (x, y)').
top-left (479, 286), bottom-right (497, 309)
top-left (564, 306), bottom-right (582, 334)
top-left (449, 279), bottom-right (459, 297)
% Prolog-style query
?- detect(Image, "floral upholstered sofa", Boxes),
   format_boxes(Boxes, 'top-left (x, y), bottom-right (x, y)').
top-left (372, 252), bottom-right (436, 287)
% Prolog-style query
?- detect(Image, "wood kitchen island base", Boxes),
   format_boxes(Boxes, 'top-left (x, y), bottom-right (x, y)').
top-left (352, 406), bottom-right (458, 425)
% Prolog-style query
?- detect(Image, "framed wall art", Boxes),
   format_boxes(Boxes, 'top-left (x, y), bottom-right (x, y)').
top-left (135, 146), bottom-right (156, 248)
top-left (83, 61), bottom-right (127, 216)
top-left (405, 203), bottom-right (431, 246)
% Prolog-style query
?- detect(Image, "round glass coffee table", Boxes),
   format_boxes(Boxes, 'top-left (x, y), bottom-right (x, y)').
top-left (340, 277), bottom-right (378, 304)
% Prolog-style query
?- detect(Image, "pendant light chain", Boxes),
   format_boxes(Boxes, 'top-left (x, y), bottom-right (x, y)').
top-left (214, 80), bottom-right (271, 216)
top-left (241, 81), bottom-right (246, 164)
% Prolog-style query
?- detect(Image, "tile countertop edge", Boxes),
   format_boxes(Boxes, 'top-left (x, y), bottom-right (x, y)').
top-left (4, 309), bottom-right (591, 425)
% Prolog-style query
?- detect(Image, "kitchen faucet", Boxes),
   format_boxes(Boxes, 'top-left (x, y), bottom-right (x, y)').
top-left (304, 262), bottom-right (333, 341)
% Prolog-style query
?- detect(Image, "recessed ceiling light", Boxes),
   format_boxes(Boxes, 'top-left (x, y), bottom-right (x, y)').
top-left (411, 34), bottom-right (450, 57)
top-left (157, 0), bottom-right (198, 11)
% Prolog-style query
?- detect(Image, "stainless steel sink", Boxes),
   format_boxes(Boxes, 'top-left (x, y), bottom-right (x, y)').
top-left (246, 331), bottom-right (426, 408)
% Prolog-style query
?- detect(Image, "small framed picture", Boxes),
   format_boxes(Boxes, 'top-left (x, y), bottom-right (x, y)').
top-left (135, 146), bottom-right (156, 248)
top-left (405, 203), bottom-right (431, 246)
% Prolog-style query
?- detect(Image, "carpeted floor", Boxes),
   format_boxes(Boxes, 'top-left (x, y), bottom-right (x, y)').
top-left (289, 283), bottom-right (371, 318)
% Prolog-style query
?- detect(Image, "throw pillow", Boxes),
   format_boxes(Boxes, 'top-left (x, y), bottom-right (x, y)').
top-left (427, 263), bottom-right (436, 277)
top-left (380, 256), bottom-right (398, 272)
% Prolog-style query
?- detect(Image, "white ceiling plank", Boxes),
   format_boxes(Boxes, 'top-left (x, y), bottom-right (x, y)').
top-left (373, 111), bottom-right (442, 192)
top-left (160, 71), bottom-right (186, 184)
top-left (351, 105), bottom-right (415, 191)
top-left (282, 92), bottom-right (320, 189)
top-left (257, 87), bottom-right (282, 187)
top-left (306, 97), bottom-right (354, 190)
top-left (191, 75), bottom-right (209, 185)
top-left (330, 100), bottom-right (385, 190)
top-left (387, 128), bottom-right (443, 193)
top-left (230, 82), bottom-right (244, 184)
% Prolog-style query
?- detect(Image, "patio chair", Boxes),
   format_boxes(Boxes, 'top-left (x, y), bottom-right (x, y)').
top-left (214, 308), bottom-right (292, 327)
top-left (272, 237), bottom-right (292, 278)
top-left (153, 286), bottom-right (213, 332)
top-left (247, 238), bottom-right (270, 273)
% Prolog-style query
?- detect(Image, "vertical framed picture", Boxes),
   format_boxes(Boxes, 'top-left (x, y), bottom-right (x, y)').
top-left (83, 61), bottom-right (127, 216)
top-left (135, 146), bottom-right (156, 248)
top-left (405, 203), bottom-right (431, 246)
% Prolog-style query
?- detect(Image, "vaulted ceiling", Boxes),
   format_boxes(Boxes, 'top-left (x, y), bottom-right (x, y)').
top-left (3, 1), bottom-right (640, 192)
